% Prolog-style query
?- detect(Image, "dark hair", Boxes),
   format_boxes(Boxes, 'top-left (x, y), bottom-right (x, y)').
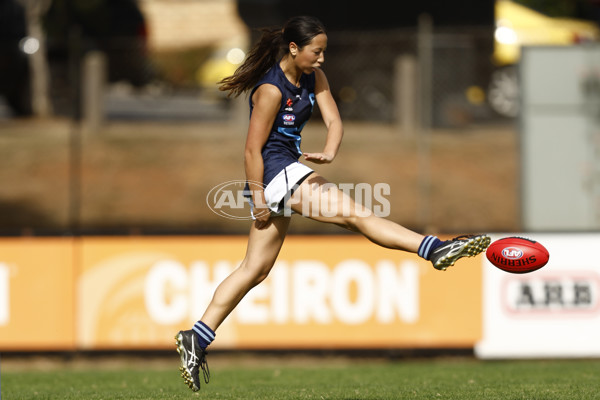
top-left (218, 16), bottom-right (326, 97)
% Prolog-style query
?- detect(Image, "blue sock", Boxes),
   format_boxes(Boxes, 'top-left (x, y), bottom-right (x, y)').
top-left (418, 235), bottom-right (443, 260)
top-left (193, 321), bottom-right (216, 349)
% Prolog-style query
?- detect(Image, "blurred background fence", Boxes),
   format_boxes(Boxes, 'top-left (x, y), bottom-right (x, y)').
top-left (0, 0), bottom-right (598, 236)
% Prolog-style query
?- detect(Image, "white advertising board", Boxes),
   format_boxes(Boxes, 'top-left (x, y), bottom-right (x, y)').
top-left (476, 234), bottom-right (600, 358)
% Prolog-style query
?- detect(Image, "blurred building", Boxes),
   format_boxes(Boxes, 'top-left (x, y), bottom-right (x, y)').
top-left (139, 0), bottom-right (247, 51)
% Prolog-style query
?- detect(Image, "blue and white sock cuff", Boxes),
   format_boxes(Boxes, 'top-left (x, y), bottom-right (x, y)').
top-left (418, 235), bottom-right (438, 259)
top-left (193, 321), bottom-right (216, 344)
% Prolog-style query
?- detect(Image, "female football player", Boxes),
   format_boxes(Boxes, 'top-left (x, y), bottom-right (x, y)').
top-left (175, 16), bottom-right (490, 392)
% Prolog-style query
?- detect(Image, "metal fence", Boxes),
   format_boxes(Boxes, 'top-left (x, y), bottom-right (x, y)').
top-left (323, 26), bottom-right (495, 127)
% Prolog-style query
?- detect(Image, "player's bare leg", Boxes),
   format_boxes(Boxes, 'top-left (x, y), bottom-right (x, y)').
top-left (289, 173), bottom-right (424, 252)
top-left (200, 215), bottom-right (290, 330)
top-left (176, 216), bottom-right (290, 392)
top-left (289, 173), bottom-right (489, 269)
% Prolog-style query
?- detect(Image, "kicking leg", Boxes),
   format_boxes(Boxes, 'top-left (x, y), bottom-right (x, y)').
top-left (289, 173), bottom-right (424, 252)
top-left (288, 173), bottom-right (489, 269)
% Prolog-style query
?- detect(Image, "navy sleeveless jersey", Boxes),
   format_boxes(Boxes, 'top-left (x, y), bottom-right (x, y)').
top-left (249, 62), bottom-right (316, 185)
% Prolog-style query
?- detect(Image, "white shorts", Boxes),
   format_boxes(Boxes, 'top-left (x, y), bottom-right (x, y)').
top-left (248, 162), bottom-right (314, 218)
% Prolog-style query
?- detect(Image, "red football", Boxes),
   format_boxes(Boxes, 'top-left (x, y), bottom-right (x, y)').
top-left (486, 237), bottom-right (549, 273)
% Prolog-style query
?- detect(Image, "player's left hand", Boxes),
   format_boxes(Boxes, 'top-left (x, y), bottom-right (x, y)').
top-left (303, 152), bottom-right (334, 164)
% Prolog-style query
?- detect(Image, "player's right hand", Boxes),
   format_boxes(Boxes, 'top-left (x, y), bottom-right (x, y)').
top-left (253, 205), bottom-right (271, 229)
top-left (252, 192), bottom-right (271, 229)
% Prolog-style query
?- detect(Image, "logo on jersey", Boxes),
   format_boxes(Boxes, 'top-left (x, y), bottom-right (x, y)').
top-left (283, 114), bottom-right (296, 125)
top-left (285, 97), bottom-right (294, 112)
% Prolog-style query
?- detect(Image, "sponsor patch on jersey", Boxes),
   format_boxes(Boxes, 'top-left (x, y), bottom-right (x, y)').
top-left (283, 114), bottom-right (296, 125)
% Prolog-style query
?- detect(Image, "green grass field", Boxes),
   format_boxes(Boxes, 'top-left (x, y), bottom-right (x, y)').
top-left (3, 355), bottom-right (600, 400)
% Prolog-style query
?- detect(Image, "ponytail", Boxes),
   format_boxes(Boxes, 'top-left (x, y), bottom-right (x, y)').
top-left (218, 16), bottom-right (326, 98)
top-left (218, 28), bottom-right (284, 98)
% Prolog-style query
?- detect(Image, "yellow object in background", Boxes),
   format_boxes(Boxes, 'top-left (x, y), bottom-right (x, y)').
top-left (494, 0), bottom-right (599, 66)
